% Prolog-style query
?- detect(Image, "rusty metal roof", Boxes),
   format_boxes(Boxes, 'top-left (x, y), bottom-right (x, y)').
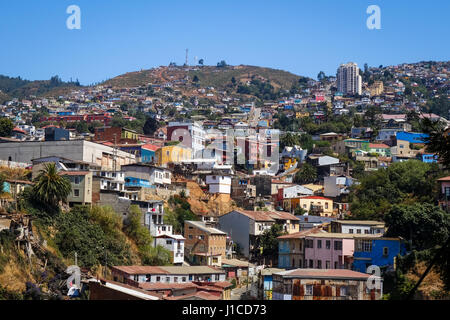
top-left (275, 268), bottom-right (377, 280)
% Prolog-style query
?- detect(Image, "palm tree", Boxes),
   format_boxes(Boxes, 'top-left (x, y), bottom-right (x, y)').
top-left (294, 163), bottom-right (317, 184)
top-left (32, 163), bottom-right (72, 208)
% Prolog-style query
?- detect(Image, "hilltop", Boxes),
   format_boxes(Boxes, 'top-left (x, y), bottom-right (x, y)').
top-left (102, 64), bottom-right (309, 94)
top-left (0, 75), bottom-right (82, 103)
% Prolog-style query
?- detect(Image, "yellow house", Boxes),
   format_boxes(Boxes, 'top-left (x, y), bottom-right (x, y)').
top-left (296, 111), bottom-right (310, 119)
top-left (156, 145), bottom-right (192, 166)
top-left (282, 157), bottom-right (297, 170)
top-left (121, 128), bottom-right (139, 141)
top-left (299, 196), bottom-right (334, 217)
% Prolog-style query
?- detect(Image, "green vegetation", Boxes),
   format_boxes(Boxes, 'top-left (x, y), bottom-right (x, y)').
top-left (0, 117), bottom-right (14, 137)
top-left (253, 224), bottom-right (287, 264)
top-left (123, 205), bottom-right (171, 265)
top-left (166, 193), bottom-right (198, 234)
top-left (294, 163), bottom-right (317, 184)
top-left (32, 163), bottom-right (72, 212)
top-left (349, 160), bottom-right (441, 220)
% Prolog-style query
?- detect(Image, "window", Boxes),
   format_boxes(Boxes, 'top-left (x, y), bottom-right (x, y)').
top-left (383, 247), bottom-right (389, 256)
top-left (349, 229), bottom-right (354, 234)
top-left (334, 241), bottom-right (342, 250)
top-left (166, 240), bottom-right (172, 245)
top-left (364, 230), bottom-right (369, 234)
top-left (445, 187), bottom-right (450, 197)
top-left (74, 177), bottom-right (80, 184)
top-left (74, 189), bottom-right (80, 197)
top-left (326, 240), bottom-right (331, 249)
top-left (325, 202), bottom-right (328, 209)
top-left (334, 262), bottom-right (338, 269)
top-left (317, 240), bottom-right (322, 249)
top-left (156, 276), bottom-right (161, 282)
top-left (174, 277), bottom-right (178, 282)
top-left (326, 261), bottom-right (330, 269)
top-left (317, 260), bottom-right (322, 269)
top-left (188, 235), bottom-right (193, 239)
top-left (357, 229), bottom-right (361, 234)
top-left (215, 274), bottom-right (220, 280)
top-left (145, 274), bottom-right (151, 282)
top-left (305, 285), bottom-right (313, 296)
top-left (309, 260), bottom-right (314, 268)
top-left (199, 235), bottom-right (205, 240)
top-left (340, 286), bottom-right (348, 296)
top-left (166, 277), bottom-right (170, 283)
top-left (357, 240), bottom-right (372, 252)
top-left (182, 277), bottom-right (186, 282)
top-left (305, 239), bottom-right (314, 248)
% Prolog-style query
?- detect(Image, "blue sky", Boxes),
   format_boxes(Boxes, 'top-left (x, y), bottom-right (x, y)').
top-left (0, 0), bottom-right (448, 85)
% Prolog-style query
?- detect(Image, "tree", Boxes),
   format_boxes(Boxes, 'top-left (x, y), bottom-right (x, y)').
top-left (384, 203), bottom-right (450, 251)
top-left (255, 224), bottom-right (287, 264)
top-left (217, 60), bottom-right (227, 68)
top-left (32, 163), bottom-right (72, 209)
top-left (192, 75), bottom-right (199, 83)
top-left (317, 71), bottom-right (326, 82)
top-left (0, 117), bottom-right (14, 137)
top-left (294, 163), bottom-right (317, 184)
top-left (421, 118), bottom-right (450, 169)
top-left (198, 59), bottom-right (204, 66)
top-left (143, 117), bottom-right (159, 136)
top-left (349, 160), bottom-right (441, 220)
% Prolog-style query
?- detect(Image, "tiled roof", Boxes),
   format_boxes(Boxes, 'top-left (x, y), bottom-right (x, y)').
top-left (277, 228), bottom-right (327, 239)
top-left (369, 143), bottom-right (390, 149)
top-left (59, 171), bottom-right (91, 176)
top-left (300, 196), bottom-right (332, 201)
top-left (138, 282), bottom-right (198, 291)
top-left (276, 268), bottom-right (374, 280)
top-left (438, 176), bottom-right (450, 182)
top-left (232, 210), bottom-right (275, 222)
top-left (111, 266), bottom-right (168, 275)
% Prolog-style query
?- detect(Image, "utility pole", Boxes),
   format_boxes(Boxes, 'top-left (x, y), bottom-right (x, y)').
top-left (185, 48), bottom-right (189, 66)
top-left (113, 133), bottom-right (117, 173)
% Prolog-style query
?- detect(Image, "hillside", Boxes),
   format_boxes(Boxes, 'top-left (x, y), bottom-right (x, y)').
top-left (103, 65), bottom-right (309, 93)
top-left (0, 75), bottom-right (82, 102)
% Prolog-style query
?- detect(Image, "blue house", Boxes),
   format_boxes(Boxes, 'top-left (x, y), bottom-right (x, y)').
top-left (353, 237), bottom-right (406, 273)
top-left (396, 131), bottom-right (429, 144)
top-left (420, 153), bottom-right (438, 163)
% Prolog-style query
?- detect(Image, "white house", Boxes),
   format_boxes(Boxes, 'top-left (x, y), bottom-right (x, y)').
top-left (154, 234), bottom-right (185, 265)
top-left (206, 175), bottom-right (231, 194)
top-left (282, 185), bottom-right (314, 199)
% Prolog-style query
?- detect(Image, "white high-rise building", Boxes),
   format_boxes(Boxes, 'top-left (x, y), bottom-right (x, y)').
top-left (337, 62), bottom-right (362, 96)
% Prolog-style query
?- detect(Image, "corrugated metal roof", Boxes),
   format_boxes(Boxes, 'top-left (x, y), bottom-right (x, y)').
top-left (275, 268), bottom-right (376, 280)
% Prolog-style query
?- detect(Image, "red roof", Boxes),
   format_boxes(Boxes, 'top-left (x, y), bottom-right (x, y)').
top-left (13, 127), bottom-right (26, 134)
top-left (139, 282), bottom-right (197, 291)
top-left (277, 227), bottom-right (326, 239)
top-left (142, 144), bottom-right (160, 151)
top-left (279, 268), bottom-right (373, 280)
top-left (438, 176), bottom-right (450, 182)
top-left (59, 171), bottom-right (91, 176)
top-left (369, 143), bottom-right (390, 149)
top-left (300, 196), bottom-right (332, 201)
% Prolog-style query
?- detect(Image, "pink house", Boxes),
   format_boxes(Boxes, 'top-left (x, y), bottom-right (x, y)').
top-left (438, 176), bottom-right (450, 212)
top-left (304, 233), bottom-right (355, 269)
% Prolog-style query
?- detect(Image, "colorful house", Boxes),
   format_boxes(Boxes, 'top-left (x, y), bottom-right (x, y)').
top-left (353, 236), bottom-right (406, 273)
top-left (303, 233), bottom-right (355, 269)
top-left (368, 143), bottom-right (391, 157)
top-left (155, 145), bottom-right (192, 166)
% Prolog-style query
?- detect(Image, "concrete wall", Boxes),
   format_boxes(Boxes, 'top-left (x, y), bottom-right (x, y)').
top-left (0, 140), bottom-right (135, 170)
top-left (218, 212), bottom-right (251, 258)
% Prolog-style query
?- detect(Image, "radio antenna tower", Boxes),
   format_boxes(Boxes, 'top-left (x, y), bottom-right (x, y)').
top-left (185, 49), bottom-right (189, 66)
